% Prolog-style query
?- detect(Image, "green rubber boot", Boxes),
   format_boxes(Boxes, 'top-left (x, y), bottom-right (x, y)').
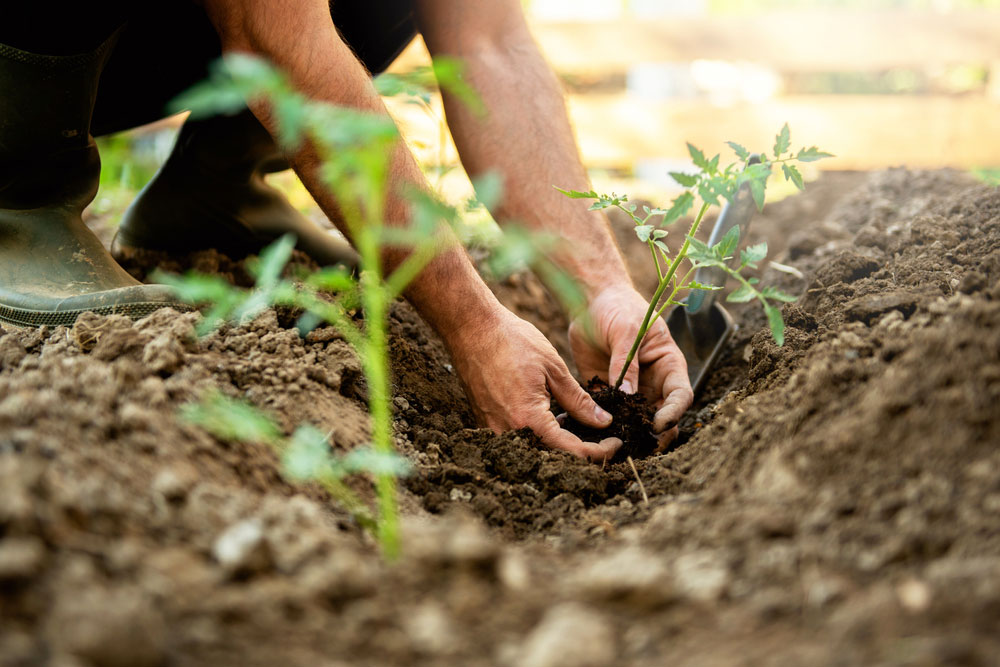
top-left (112, 109), bottom-right (358, 269)
top-left (0, 36), bottom-right (185, 328)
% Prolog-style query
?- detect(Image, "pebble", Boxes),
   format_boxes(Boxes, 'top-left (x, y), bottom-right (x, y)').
top-left (673, 549), bottom-right (731, 602)
top-left (0, 537), bottom-right (45, 580)
top-left (517, 603), bottom-right (616, 667)
top-left (212, 518), bottom-right (272, 576)
top-left (569, 546), bottom-right (672, 606)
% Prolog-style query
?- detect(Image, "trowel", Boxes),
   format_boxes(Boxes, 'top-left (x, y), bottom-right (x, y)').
top-left (665, 162), bottom-right (760, 396)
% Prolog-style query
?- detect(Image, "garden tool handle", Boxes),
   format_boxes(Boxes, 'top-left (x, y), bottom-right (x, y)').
top-left (684, 154), bottom-right (761, 317)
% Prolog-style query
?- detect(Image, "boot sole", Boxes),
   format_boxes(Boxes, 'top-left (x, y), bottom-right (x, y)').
top-left (0, 300), bottom-right (190, 328)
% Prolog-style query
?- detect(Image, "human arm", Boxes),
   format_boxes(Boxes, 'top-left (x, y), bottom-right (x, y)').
top-left (200, 0), bottom-right (621, 459)
top-left (415, 0), bottom-right (694, 438)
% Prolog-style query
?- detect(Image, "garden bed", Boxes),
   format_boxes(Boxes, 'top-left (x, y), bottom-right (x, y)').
top-left (1, 169), bottom-right (998, 666)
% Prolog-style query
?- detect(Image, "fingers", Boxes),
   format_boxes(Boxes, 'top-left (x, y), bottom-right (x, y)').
top-left (609, 346), bottom-right (640, 395)
top-left (547, 362), bottom-right (612, 429)
top-left (656, 427), bottom-right (679, 453)
top-left (534, 412), bottom-right (622, 460)
top-left (653, 384), bottom-right (694, 433)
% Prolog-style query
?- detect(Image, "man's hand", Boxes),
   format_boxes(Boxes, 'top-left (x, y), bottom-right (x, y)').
top-left (449, 306), bottom-right (623, 461)
top-left (569, 284), bottom-right (694, 449)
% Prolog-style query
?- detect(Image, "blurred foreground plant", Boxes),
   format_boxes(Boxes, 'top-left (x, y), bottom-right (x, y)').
top-left (158, 54), bottom-right (482, 558)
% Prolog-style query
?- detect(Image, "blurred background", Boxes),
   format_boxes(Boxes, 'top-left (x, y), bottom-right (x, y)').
top-left (94, 0), bottom-right (1000, 227)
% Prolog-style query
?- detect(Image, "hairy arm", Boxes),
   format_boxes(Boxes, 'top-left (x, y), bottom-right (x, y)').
top-left (200, 0), bottom-right (621, 459)
top-left (417, 0), bottom-right (693, 438)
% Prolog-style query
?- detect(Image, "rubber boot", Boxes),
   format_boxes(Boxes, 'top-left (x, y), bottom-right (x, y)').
top-left (112, 110), bottom-right (359, 269)
top-left (0, 34), bottom-right (185, 328)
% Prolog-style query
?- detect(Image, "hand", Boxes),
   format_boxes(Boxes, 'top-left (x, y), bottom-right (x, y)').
top-left (449, 307), bottom-right (623, 461)
top-left (569, 284), bottom-right (694, 449)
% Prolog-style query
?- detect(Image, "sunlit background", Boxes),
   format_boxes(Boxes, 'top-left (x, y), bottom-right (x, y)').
top-left (94, 0), bottom-right (1000, 227)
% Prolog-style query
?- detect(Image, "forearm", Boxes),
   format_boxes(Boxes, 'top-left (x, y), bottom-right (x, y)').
top-left (418, 8), bottom-right (632, 299)
top-left (203, 0), bottom-right (503, 347)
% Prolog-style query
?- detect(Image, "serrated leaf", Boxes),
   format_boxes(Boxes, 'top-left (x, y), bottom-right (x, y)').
top-left (726, 283), bottom-right (757, 303)
top-left (761, 286), bottom-right (798, 302)
top-left (554, 187), bottom-right (598, 200)
top-left (769, 261), bottom-right (804, 279)
top-left (588, 200), bottom-right (612, 211)
top-left (653, 239), bottom-right (671, 254)
top-left (774, 123), bottom-right (791, 158)
top-left (662, 191), bottom-right (694, 225)
top-left (782, 163), bottom-right (805, 190)
top-left (697, 182), bottom-right (720, 207)
top-left (635, 225), bottom-right (655, 242)
top-left (686, 236), bottom-right (715, 263)
top-left (670, 171), bottom-right (698, 187)
top-left (727, 141), bottom-right (750, 161)
top-left (797, 146), bottom-right (835, 163)
top-left (765, 304), bottom-right (786, 346)
top-left (740, 241), bottom-right (768, 267)
top-left (715, 225), bottom-right (740, 259)
top-left (687, 281), bottom-right (722, 290)
top-left (687, 142), bottom-right (709, 170)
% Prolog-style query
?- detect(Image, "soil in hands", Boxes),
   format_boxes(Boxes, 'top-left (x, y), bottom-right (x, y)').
top-left (561, 377), bottom-right (658, 462)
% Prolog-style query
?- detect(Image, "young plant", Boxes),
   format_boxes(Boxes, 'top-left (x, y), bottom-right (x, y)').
top-left (159, 54), bottom-right (481, 558)
top-left (558, 124), bottom-right (831, 389)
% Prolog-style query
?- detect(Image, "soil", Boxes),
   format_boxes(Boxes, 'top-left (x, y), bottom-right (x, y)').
top-left (2, 168), bottom-right (999, 666)
top-left (562, 378), bottom-right (658, 463)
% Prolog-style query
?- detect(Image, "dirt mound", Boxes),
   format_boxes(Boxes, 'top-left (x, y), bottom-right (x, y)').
top-left (2, 169), bottom-right (999, 666)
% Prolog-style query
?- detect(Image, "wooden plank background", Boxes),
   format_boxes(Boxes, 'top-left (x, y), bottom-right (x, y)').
top-left (388, 9), bottom-right (1000, 172)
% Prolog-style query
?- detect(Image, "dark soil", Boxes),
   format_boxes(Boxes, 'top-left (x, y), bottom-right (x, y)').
top-left (561, 378), bottom-right (658, 463)
top-left (2, 169), bottom-right (999, 666)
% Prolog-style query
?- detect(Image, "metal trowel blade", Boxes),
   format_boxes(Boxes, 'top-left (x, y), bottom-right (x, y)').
top-left (666, 301), bottom-right (737, 398)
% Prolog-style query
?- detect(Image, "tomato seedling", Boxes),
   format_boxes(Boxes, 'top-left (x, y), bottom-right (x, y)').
top-left (558, 124), bottom-right (832, 389)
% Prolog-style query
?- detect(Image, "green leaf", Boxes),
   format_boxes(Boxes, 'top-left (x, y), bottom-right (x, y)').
top-left (634, 225), bottom-right (655, 242)
top-left (687, 142), bottom-right (710, 171)
top-left (686, 236), bottom-right (715, 263)
top-left (797, 146), bottom-right (835, 163)
top-left (283, 425), bottom-right (338, 481)
top-left (342, 447), bottom-right (412, 477)
top-left (774, 123), bottom-right (791, 158)
top-left (770, 261), bottom-right (804, 279)
top-left (554, 186), bottom-right (598, 200)
top-left (727, 141), bottom-right (750, 161)
top-left (687, 281), bottom-right (722, 291)
top-left (251, 234), bottom-right (297, 287)
top-left (306, 267), bottom-right (357, 292)
top-left (470, 170), bottom-right (504, 210)
top-left (782, 163), bottom-right (805, 191)
top-left (726, 283), bottom-right (757, 303)
top-left (715, 225), bottom-right (740, 259)
top-left (740, 241), bottom-right (768, 267)
top-left (697, 182), bottom-right (720, 207)
top-left (670, 171), bottom-right (698, 187)
top-left (749, 176), bottom-right (767, 211)
top-left (651, 229), bottom-right (669, 239)
top-left (653, 239), bottom-right (671, 254)
top-left (182, 391), bottom-right (282, 445)
top-left (761, 286), bottom-right (798, 302)
top-left (765, 304), bottom-right (786, 346)
top-left (662, 191), bottom-right (695, 225)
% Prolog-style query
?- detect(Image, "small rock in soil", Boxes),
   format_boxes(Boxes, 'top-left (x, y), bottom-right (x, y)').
top-left (516, 602), bottom-right (616, 667)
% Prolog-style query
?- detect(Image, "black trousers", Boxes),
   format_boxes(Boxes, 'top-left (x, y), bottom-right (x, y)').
top-left (0, 1), bottom-right (417, 137)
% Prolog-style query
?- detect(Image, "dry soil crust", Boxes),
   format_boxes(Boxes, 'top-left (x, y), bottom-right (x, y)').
top-left (1, 169), bottom-right (999, 666)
